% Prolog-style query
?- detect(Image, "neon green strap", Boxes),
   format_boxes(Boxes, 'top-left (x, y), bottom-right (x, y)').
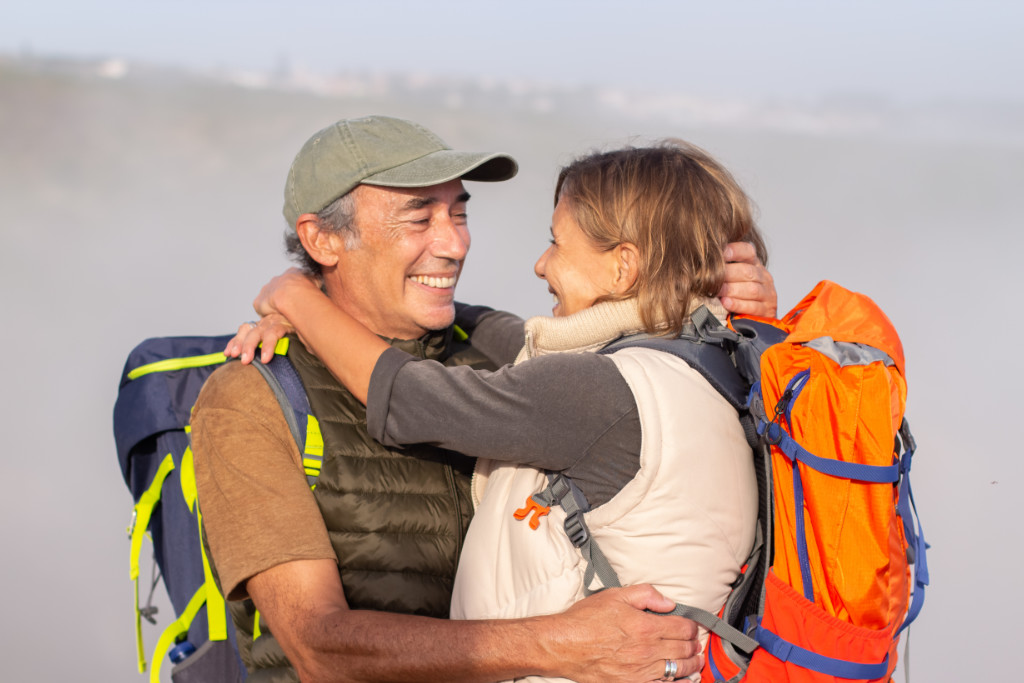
top-left (127, 352), bottom-right (229, 381)
top-left (178, 443), bottom-right (229, 642)
top-left (303, 415), bottom-right (324, 485)
top-left (197, 505), bottom-right (228, 641)
top-left (150, 586), bottom-right (206, 683)
top-left (129, 453), bottom-right (176, 673)
top-left (127, 336), bottom-right (288, 383)
top-left (180, 443), bottom-right (197, 513)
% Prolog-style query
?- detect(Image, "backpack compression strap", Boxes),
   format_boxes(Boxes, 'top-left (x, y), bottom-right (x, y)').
top-left (532, 471), bottom-right (761, 655)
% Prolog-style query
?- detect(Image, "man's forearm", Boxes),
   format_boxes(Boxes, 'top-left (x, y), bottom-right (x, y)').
top-left (250, 560), bottom-right (701, 683)
top-left (284, 607), bottom-right (559, 683)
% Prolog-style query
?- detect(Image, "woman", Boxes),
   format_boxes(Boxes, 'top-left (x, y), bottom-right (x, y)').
top-left (235, 140), bottom-right (766, 682)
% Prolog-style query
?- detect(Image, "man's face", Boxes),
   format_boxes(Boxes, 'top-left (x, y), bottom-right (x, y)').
top-left (327, 179), bottom-right (471, 339)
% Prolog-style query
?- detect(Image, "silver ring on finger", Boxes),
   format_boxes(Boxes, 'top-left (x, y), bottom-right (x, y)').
top-left (662, 659), bottom-right (678, 681)
top-left (245, 321), bottom-right (258, 330)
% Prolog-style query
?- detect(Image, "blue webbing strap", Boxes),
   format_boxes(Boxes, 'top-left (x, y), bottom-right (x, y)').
top-left (760, 424), bottom-right (901, 484)
top-left (775, 371), bottom-right (815, 600)
top-left (755, 621), bottom-right (890, 680)
top-left (792, 459), bottom-right (814, 602)
top-left (250, 358), bottom-right (306, 449)
top-left (895, 420), bottom-right (929, 635)
top-left (707, 647), bottom-right (729, 683)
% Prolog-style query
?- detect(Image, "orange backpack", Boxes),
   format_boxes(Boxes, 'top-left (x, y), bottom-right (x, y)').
top-left (533, 280), bottom-right (927, 681)
top-left (699, 280), bottom-right (928, 682)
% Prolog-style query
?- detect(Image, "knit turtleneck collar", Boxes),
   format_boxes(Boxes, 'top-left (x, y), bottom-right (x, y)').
top-left (514, 297), bottom-right (727, 364)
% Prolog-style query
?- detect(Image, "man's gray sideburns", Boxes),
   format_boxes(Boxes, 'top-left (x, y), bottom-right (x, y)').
top-left (284, 192), bottom-right (360, 276)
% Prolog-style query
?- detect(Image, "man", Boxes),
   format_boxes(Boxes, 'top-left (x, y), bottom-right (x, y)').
top-left (193, 116), bottom-right (775, 683)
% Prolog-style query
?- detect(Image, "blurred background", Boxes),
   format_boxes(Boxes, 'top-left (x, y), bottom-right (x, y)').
top-left (2, 1), bottom-right (1021, 680)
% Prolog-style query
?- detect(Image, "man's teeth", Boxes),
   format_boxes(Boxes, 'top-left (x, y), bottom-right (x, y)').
top-left (410, 275), bottom-right (456, 289)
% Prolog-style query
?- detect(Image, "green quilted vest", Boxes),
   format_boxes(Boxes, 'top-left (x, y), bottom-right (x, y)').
top-left (232, 327), bottom-right (496, 682)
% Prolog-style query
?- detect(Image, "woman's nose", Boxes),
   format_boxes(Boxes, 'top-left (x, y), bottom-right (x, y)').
top-left (534, 246), bottom-right (551, 279)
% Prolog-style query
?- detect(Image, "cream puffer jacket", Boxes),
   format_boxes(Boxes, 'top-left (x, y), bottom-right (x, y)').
top-left (451, 298), bottom-right (758, 683)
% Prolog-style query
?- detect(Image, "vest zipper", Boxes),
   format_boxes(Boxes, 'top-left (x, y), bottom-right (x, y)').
top-left (444, 458), bottom-right (464, 562)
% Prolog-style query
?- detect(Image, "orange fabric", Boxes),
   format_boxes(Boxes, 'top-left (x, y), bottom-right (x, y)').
top-left (742, 572), bottom-right (895, 683)
top-left (702, 281), bottom-right (913, 682)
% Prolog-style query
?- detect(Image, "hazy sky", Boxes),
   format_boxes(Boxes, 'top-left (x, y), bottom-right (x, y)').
top-left (5, 0), bottom-right (1023, 104)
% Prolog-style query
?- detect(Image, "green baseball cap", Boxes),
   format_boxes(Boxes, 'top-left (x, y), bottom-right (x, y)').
top-left (283, 115), bottom-right (519, 228)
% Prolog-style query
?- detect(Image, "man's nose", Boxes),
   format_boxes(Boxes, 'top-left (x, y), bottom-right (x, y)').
top-left (432, 216), bottom-right (470, 260)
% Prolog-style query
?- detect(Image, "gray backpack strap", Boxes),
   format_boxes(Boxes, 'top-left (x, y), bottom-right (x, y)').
top-left (538, 473), bottom-right (762, 653)
top-left (663, 603), bottom-right (760, 654)
top-left (535, 473), bottom-right (622, 594)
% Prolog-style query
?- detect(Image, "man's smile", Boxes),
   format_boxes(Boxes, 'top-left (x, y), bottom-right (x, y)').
top-left (409, 275), bottom-right (458, 289)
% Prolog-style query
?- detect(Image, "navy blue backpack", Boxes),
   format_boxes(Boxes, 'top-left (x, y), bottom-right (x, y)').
top-left (114, 335), bottom-right (319, 683)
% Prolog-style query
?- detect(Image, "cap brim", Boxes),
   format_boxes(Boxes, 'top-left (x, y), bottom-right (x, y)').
top-left (360, 150), bottom-right (518, 188)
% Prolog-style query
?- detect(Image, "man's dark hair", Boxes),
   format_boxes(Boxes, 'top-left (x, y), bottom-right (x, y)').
top-left (283, 192), bottom-right (359, 276)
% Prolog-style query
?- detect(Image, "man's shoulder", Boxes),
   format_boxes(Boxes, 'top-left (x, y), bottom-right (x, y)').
top-left (191, 359), bottom-right (299, 470)
top-left (195, 360), bottom-right (274, 412)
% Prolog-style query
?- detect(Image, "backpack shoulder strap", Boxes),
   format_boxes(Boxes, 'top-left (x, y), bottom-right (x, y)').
top-left (250, 339), bottom-right (322, 487)
top-left (599, 306), bottom-right (749, 411)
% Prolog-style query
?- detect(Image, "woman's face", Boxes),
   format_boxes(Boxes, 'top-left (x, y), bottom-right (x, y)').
top-left (534, 200), bottom-right (621, 317)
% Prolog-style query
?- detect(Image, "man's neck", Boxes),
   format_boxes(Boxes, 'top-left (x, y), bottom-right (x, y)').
top-left (322, 279), bottom-right (428, 342)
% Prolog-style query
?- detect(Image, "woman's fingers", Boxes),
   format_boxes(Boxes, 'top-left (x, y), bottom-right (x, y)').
top-left (224, 316), bottom-right (294, 365)
top-left (224, 321), bottom-right (258, 359)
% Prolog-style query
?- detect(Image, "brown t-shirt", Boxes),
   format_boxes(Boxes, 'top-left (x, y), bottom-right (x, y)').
top-left (191, 361), bottom-right (335, 600)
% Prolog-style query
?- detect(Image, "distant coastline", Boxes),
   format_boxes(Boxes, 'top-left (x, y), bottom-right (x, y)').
top-left (4, 51), bottom-right (1021, 148)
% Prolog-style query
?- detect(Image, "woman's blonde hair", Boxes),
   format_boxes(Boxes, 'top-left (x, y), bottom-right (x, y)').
top-left (554, 139), bottom-right (767, 335)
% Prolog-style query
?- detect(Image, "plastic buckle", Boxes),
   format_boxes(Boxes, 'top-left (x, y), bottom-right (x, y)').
top-left (564, 510), bottom-right (589, 547)
top-left (900, 419), bottom-right (917, 454)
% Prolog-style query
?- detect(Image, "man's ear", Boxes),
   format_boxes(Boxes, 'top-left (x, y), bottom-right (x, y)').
top-left (295, 214), bottom-right (342, 267)
top-left (613, 242), bottom-right (640, 294)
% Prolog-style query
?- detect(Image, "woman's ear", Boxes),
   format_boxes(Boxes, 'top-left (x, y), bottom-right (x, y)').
top-left (295, 214), bottom-right (342, 268)
top-left (613, 242), bottom-right (640, 293)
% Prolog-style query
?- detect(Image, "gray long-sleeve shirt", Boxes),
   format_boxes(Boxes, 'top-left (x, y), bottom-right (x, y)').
top-left (366, 337), bottom-right (643, 508)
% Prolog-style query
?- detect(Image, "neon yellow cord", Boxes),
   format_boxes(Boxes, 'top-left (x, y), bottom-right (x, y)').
top-left (150, 587), bottom-right (206, 683)
top-left (127, 352), bottom-right (229, 381)
top-left (130, 454), bottom-right (176, 673)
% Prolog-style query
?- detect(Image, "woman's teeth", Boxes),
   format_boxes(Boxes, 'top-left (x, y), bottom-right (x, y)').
top-left (410, 275), bottom-right (456, 289)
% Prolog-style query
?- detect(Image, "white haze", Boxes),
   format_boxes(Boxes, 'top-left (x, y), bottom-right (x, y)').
top-left (1, 50), bottom-right (1021, 681)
